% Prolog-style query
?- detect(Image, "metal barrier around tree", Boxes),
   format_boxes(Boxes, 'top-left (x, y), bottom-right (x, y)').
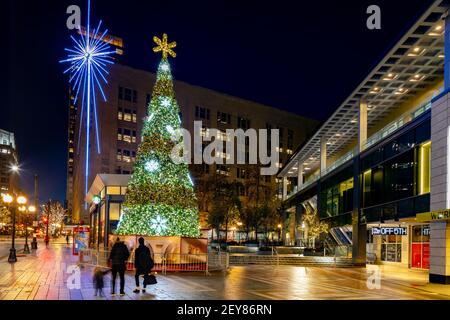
top-left (78, 248), bottom-right (229, 275)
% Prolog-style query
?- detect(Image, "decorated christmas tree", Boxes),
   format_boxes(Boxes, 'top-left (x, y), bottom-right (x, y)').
top-left (116, 34), bottom-right (200, 237)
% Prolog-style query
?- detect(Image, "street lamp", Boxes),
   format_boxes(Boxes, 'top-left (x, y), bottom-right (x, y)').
top-left (1, 193), bottom-right (27, 263)
top-left (19, 205), bottom-right (36, 254)
top-left (277, 224), bottom-right (282, 244)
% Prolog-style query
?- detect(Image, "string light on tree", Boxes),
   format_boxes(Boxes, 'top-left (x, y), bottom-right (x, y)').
top-left (115, 33), bottom-right (200, 237)
top-left (150, 215), bottom-right (167, 235)
top-left (145, 160), bottom-right (160, 173)
top-left (160, 97), bottom-right (171, 107)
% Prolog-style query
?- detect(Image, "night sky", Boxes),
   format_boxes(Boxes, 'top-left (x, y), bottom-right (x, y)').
top-left (3, 0), bottom-right (436, 204)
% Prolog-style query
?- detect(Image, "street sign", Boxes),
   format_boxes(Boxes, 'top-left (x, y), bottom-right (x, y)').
top-left (416, 209), bottom-right (450, 222)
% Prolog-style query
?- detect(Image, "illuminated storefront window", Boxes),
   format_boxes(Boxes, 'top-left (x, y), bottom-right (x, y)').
top-left (411, 224), bottom-right (430, 269)
top-left (381, 234), bottom-right (402, 262)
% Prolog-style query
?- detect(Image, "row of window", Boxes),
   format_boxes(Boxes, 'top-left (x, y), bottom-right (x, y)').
top-left (118, 108), bottom-right (137, 123)
top-left (117, 149), bottom-right (136, 163)
top-left (117, 128), bottom-right (137, 143)
top-left (118, 87), bottom-right (138, 103)
top-left (317, 141), bottom-right (431, 220)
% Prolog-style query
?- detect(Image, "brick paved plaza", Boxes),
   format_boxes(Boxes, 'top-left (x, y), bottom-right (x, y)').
top-left (0, 242), bottom-right (450, 300)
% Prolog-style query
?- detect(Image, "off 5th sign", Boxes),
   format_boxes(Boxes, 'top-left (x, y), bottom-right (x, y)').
top-left (371, 227), bottom-right (407, 236)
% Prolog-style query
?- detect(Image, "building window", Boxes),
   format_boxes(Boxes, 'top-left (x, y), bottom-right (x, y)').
top-left (119, 86), bottom-right (137, 103)
top-left (237, 168), bottom-right (246, 179)
top-left (124, 109), bottom-right (132, 122)
top-left (237, 117), bottom-right (250, 130)
top-left (217, 111), bottom-right (231, 125)
top-left (123, 150), bottom-right (131, 163)
top-left (195, 106), bottom-right (210, 120)
top-left (381, 234), bottom-right (402, 263)
top-left (124, 88), bottom-right (132, 101)
top-left (116, 149), bottom-right (122, 161)
top-left (120, 109), bottom-right (137, 123)
top-left (117, 128), bottom-right (123, 141)
top-left (107, 186), bottom-right (121, 195)
top-left (216, 165), bottom-right (230, 176)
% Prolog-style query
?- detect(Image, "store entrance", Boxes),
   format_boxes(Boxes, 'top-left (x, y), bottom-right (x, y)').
top-left (411, 224), bottom-right (430, 269)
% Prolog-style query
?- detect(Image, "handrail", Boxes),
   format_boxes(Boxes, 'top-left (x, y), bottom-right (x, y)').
top-left (363, 100), bottom-right (432, 150)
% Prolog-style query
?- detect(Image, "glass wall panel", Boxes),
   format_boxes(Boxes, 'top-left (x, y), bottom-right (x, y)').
top-left (110, 203), bottom-right (121, 221)
top-left (383, 150), bottom-right (415, 203)
top-left (107, 186), bottom-right (121, 195)
top-left (418, 141), bottom-right (431, 195)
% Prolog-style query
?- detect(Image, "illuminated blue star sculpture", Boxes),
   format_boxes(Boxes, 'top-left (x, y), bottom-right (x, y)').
top-left (60, 0), bottom-right (115, 209)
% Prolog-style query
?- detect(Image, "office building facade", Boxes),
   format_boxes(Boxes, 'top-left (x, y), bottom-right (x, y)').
top-left (0, 129), bottom-right (19, 194)
top-left (279, 0), bottom-right (450, 283)
top-left (67, 63), bottom-right (319, 223)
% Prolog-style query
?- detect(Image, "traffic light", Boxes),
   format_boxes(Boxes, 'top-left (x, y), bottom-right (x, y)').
top-left (42, 216), bottom-right (48, 225)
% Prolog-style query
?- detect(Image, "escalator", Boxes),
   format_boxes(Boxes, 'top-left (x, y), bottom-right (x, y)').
top-left (329, 226), bottom-right (352, 246)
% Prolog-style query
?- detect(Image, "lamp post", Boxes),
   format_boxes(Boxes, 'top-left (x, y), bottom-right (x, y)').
top-left (19, 205), bottom-right (36, 254)
top-left (2, 193), bottom-right (27, 263)
top-left (44, 200), bottom-right (51, 247)
top-left (31, 174), bottom-right (39, 250)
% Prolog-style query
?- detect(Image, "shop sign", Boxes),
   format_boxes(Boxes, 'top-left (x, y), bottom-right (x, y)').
top-left (416, 209), bottom-right (450, 222)
top-left (372, 227), bottom-right (407, 236)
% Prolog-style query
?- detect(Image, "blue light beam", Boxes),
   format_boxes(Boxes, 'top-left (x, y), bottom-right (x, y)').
top-left (60, 0), bottom-right (115, 210)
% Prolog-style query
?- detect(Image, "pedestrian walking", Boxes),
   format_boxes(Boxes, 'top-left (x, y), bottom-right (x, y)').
top-left (93, 267), bottom-right (110, 297)
top-left (108, 237), bottom-right (129, 296)
top-left (133, 237), bottom-right (154, 293)
top-left (66, 234), bottom-right (70, 245)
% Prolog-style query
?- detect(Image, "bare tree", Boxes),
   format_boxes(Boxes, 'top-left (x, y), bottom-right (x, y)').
top-left (302, 199), bottom-right (328, 248)
top-left (243, 165), bottom-right (280, 242)
top-left (41, 201), bottom-right (67, 236)
top-left (0, 206), bottom-right (11, 225)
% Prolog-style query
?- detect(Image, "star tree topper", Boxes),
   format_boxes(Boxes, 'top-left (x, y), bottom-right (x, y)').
top-left (153, 33), bottom-right (177, 59)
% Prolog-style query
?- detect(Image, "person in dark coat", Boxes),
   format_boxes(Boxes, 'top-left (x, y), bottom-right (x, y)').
top-left (109, 237), bottom-right (130, 296)
top-left (133, 237), bottom-right (153, 293)
top-left (93, 267), bottom-right (110, 297)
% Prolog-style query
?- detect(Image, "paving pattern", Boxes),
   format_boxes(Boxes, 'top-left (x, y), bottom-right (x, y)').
top-left (0, 243), bottom-right (450, 300)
